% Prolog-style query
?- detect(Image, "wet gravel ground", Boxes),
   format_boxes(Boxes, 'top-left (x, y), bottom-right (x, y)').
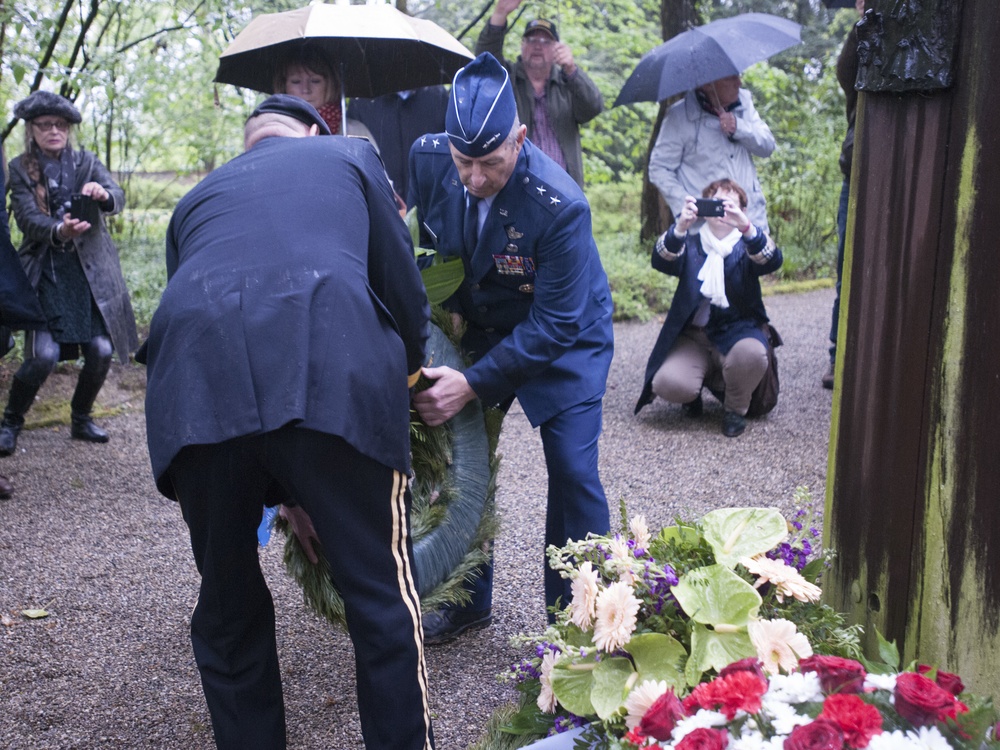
top-left (0, 287), bottom-right (835, 749)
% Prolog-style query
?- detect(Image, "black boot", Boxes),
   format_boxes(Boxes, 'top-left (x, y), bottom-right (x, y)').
top-left (0, 378), bottom-right (41, 456)
top-left (70, 358), bottom-right (111, 444)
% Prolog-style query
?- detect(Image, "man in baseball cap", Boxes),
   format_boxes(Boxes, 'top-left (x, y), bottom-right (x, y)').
top-left (473, 0), bottom-right (603, 188)
top-left (409, 51), bottom-right (614, 644)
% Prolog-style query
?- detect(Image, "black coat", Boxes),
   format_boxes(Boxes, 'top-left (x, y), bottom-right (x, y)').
top-left (8, 147), bottom-right (137, 362)
top-left (144, 135), bottom-right (430, 498)
top-left (347, 86), bottom-right (448, 200)
top-left (0, 165), bottom-right (45, 331)
top-left (635, 228), bottom-right (782, 413)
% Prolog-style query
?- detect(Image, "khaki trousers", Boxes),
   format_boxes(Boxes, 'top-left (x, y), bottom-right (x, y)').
top-left (651, 326), bottom-right (768, 416)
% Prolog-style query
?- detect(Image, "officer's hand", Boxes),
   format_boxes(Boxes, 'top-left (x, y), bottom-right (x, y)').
top-left (412, 366), bottom-right (476, 426)
top-left (279, 504), bottom-right (321, 565)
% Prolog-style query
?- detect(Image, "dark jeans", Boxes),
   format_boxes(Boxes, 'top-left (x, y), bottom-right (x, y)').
top-left (829, 177), bottom-right (850, 361)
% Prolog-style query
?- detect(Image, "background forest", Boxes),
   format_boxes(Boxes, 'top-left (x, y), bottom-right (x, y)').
top-left (0, 0), bottom-right (860, 327)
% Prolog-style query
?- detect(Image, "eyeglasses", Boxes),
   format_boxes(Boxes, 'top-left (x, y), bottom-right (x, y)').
top-left (32, 120), bottom-right (70, 132)
top-left (523, 35), bottom-right (554, 46)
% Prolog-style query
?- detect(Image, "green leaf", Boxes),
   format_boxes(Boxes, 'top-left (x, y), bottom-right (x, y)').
top-left (625, 632), bottom-right (687, 690)
top-left (686, 623), bottom-right (755, 684)
top-left (671, 564), bottom-right (762, 626)
top-left (591, 657), bottom-right (634, 719)
top-left (550, 654), bottom-right (599, 719)
top-left (876, 629), bottom-right (900, 670)
top-left (658, 524), bottom-right (703, 547)
top-left (701, 508), bottom-right (789, 568)
top-left (420, 259), bottom-right (465, 307)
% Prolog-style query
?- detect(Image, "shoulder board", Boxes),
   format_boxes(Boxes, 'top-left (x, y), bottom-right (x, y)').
top-left (411, 133), bottom-right (452, 154)
top-left (520, 171), bottom-right (572, 214)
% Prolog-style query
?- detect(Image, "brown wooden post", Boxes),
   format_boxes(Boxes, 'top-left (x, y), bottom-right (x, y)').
top-left (825, 0), bottom-right (1000, 698)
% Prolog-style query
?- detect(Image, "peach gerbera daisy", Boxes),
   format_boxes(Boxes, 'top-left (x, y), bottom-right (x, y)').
top-left (740, 555), bottom-right (822, 603)
top-left (593, 580), bottom-right (641, 652)
top-left (748, 618), bottom-right (813, 675)
top-left (537, 650), bottom-right (559, 714)
top-left (569, 561), bottom-right (600, 630)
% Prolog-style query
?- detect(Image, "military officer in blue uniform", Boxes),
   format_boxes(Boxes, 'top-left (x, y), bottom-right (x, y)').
top-left (408, 52), bottom-right (614, 643)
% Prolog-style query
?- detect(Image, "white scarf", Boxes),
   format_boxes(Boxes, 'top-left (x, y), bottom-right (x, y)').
top-left (697, 224), bottom-right (742, 309)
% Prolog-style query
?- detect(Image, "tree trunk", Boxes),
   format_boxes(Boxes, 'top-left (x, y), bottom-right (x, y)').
top-left (640, 0), bottom-right (700, 241)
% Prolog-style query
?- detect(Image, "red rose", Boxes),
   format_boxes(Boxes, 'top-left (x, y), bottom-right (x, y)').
top-left (818, 693), bottom-right (884, 748)
top-left (800, 655), bottom-right (867, 694)
top-left (784, 720), bottom-right (845, 750)
top-left (720, 657), bottom-right (768, 687)
top-left (917, 664), bottom-right (965, 696)
top-left (676, 727), bottom-right (729, 750)
top-left (640, 689), bottom-right (687, 741)
top-left (894, 672), bottom-right (959, 726)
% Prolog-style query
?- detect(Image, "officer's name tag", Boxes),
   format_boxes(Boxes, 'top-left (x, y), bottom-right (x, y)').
top-left (493, 254), bottom-right (535, 276)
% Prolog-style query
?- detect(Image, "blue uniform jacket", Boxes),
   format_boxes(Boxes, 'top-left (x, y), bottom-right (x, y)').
top-left (635, 227), bottom-right (782, 413)
top-left (408, 136), bottom-right (613, 426)
top-left (145, 136), bottom-right (429, 498)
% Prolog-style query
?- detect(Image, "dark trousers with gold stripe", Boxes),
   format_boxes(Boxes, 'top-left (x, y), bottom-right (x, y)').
top-left (169, 426), bottom-right (433, 750)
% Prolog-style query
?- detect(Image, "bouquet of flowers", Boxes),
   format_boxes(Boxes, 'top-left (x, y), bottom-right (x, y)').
top-left (496, 501), bottom-right (865, 746)
top-left (620, 655), bottom-right (997, 750)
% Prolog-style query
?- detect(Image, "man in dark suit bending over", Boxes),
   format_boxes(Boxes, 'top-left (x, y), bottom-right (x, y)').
top-left (142, 95), bottom-right (433, 750)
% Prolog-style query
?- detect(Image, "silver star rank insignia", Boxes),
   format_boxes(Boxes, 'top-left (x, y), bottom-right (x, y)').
top-left (536, 186), bottom-right (546, 196)
top-left (420, 136), bottom-right (427, 146)
top-left (550, 196), bottom-right (561, 205)
top-left (432, 138), bottom-right (441, 147)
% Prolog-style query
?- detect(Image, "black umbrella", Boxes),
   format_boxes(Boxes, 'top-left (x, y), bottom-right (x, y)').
top-left (614, 13), bottom-right (801, 107)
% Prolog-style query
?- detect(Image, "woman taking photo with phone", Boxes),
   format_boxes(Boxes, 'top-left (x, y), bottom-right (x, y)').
top-left (634, 178), bottom-right (782, 438)
top-left (0, 91), bottom-right (137, 456)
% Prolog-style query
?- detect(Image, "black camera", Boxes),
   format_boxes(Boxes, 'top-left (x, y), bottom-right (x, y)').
top-left (69, 193), bottom-right (101, 225)
top-left (695, 198), bottom-right (725, 217)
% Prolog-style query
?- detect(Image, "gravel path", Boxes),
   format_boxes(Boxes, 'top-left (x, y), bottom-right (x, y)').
top-left (0, 287), bottom-right (835, 749)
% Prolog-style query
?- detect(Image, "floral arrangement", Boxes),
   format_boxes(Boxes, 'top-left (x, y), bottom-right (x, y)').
top-left (494, 501), bottom-right (865, 746)
top-left (619, 655), bottom-right (998, 750)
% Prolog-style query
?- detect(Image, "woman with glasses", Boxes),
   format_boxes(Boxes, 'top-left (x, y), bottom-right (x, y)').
top-left (0, 91), bottom-right (137, 456)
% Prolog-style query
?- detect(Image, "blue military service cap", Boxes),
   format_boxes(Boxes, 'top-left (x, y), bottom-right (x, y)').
top-left (445, 52), bottom-right (516, 157)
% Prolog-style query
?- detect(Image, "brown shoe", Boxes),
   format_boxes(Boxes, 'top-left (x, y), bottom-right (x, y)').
top-left (821, 362), bottom-right (835, 390)
top-left (0, 474), bottom-right (13, 499)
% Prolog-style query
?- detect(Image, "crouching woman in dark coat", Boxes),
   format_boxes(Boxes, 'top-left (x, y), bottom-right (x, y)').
top-left (634, 178), bottom-right (781, 438)
top-left (0, 91), bottom-right (137, 455)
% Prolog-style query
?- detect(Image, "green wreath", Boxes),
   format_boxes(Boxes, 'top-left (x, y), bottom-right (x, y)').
top-left (279, 310), bottom-right (502, 627)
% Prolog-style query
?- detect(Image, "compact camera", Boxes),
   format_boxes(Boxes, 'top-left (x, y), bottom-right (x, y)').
top-left (69, 193), bottom-right (101, 225)
top-left (695, 198), bottom-right (726, 217)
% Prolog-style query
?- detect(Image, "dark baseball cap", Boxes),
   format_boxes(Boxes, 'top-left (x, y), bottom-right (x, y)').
top-left (523, 19), bottom-right (559, 42)
top-left (248, 94), bottom-right (332, 135)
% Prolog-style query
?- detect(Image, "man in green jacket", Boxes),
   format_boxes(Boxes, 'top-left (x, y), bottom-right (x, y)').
top-left (475, 0), bottom-right (603, 188)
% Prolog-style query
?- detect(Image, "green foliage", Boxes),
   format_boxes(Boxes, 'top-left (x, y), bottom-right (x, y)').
top-left (597, 231), bottom-right (676, 322)
top-left (115, 231), bottom-right (167, 334)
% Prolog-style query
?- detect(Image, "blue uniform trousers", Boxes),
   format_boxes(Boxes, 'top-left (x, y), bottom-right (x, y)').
top-left (463, 394), bottom-right (610, 616)
top-left (169, 427), bottom-right (433, 750)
